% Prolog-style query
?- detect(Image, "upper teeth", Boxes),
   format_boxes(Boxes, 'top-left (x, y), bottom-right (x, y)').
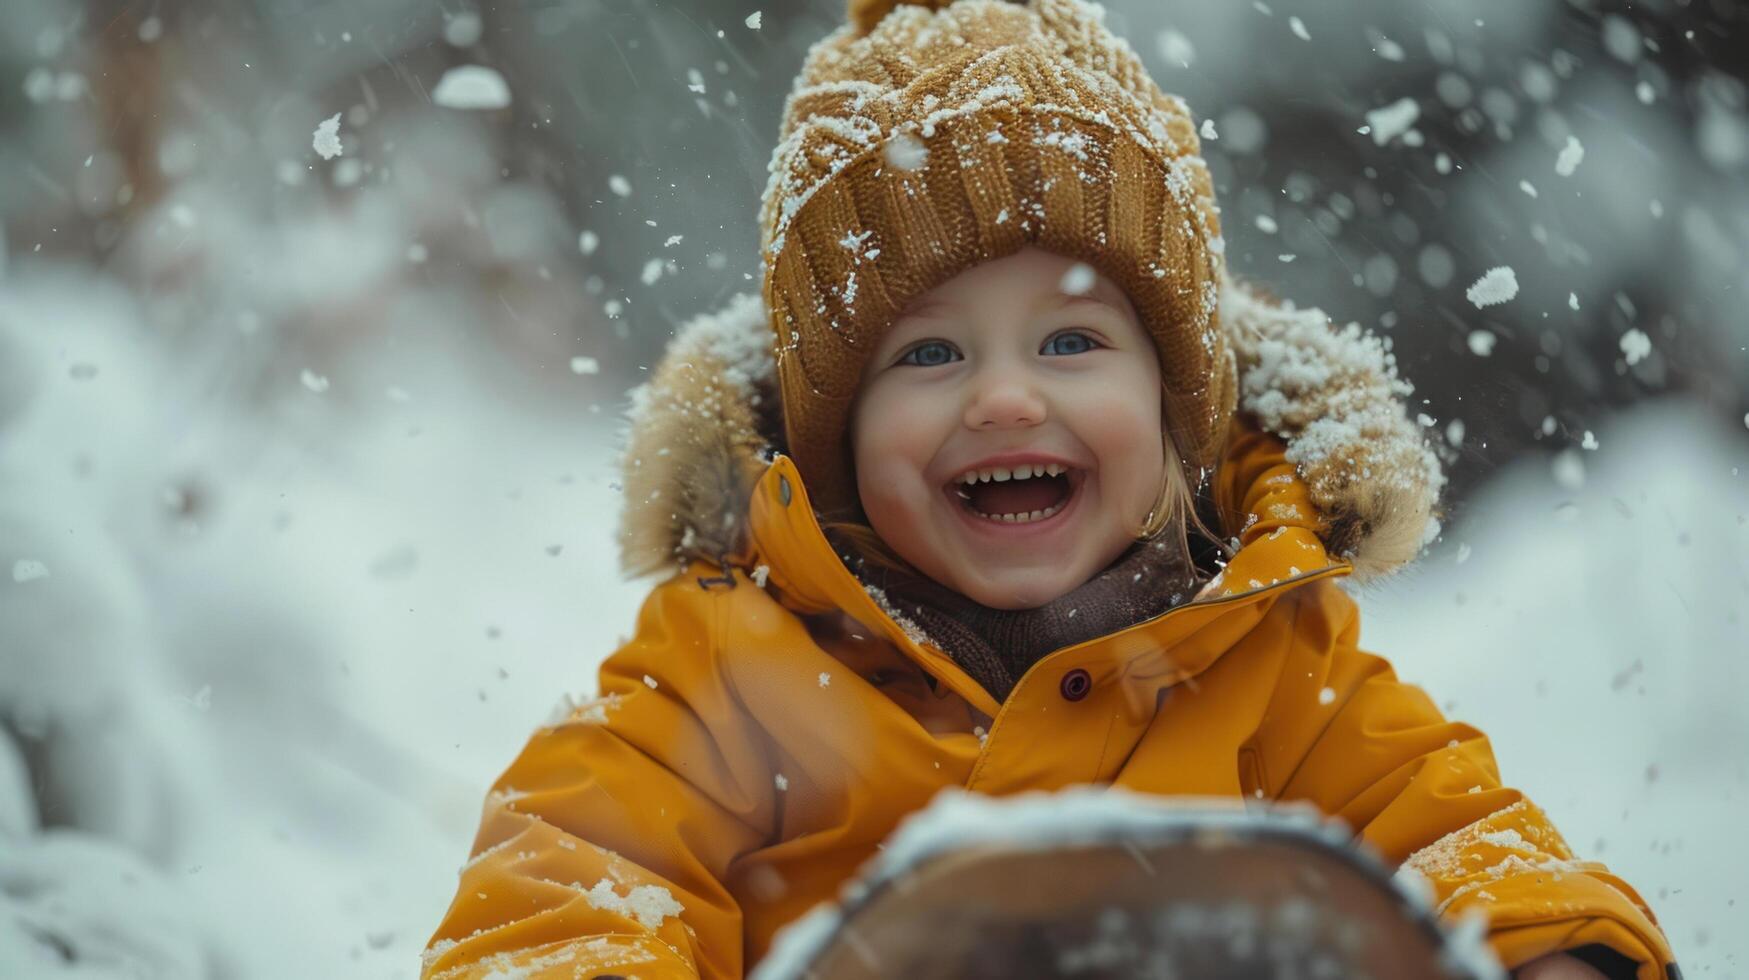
top-left (956, 462), bottom-right (1066, 484)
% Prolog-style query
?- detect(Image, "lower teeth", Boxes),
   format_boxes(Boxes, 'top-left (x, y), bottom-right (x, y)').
top-left (952, 479), bottom-right (1073, 525)
top-left (973, 502), bottom-right (1063, 524)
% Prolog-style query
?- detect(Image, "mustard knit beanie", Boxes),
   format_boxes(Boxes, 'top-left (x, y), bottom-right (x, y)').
top-left (759, 0), bottom-right (1233, 519)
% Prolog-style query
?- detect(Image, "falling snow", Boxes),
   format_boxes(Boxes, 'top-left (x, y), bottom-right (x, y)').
top-left (1601, 15), bottom-right (1643, 64)
top-left (311, 113), bottom-right (342, 160)
top-left (1555, 135), bottom-right (1585, 176)
top-left (1059, 263), bottom-right (1096, 295)
top-left (443, 12), bottom-right (483, 48)
top-left (1619, 328), bottom-right (1652, 365)
top-left (1156, 29), bottom-right (1195, 68)
top-left (1365, 97), bottom-right (1420, 146)
top-left (1465, 266), bottom-right (1519, 308)
top-left (431, 65), bottom-right (512, 110)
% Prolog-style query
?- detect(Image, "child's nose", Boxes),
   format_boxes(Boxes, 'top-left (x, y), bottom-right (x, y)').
top-left (963, 371), bottom-right (1048, 429)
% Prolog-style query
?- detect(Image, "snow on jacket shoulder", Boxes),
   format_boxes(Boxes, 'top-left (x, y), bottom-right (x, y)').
top-left (419, 279), bottom-right (1678, 980)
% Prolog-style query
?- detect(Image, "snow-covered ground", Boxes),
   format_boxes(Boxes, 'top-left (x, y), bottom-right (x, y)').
top-left (1357, 401), bottom-right (1749, 977)
top-left (0, 264), bottom-right (649, 978)
top-left (1, 266), bottom-right (1743, 977)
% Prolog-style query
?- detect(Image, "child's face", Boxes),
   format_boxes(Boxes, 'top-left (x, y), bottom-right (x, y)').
top-left (850, 246), bottom-right (1166, 610)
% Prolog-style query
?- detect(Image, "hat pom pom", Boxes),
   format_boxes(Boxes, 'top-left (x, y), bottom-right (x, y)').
top-left (848, 0), bottom-right (959, 36)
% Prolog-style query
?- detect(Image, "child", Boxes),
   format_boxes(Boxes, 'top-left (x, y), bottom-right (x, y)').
top-left (421, 2), bottom-right (1679, 978)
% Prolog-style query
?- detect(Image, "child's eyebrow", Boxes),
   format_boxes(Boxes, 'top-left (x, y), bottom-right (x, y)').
top-left (903, 292), bottom-right (1120, 318)
top-left (1046, 293), bottom-right (1123, 314)
top-left (897, 296), bottom-right (969, 319)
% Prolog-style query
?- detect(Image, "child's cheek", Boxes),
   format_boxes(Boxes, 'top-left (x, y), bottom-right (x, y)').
top-left (859, 376), bottom-right (942, 446)
top-left (852, 380), bottom-right (943, 497)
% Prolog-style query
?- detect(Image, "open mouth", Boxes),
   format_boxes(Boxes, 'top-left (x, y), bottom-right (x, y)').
top-left (945, 463), bottom-right (1083, 525)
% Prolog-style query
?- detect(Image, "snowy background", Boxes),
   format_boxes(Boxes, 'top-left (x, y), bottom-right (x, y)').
top-left (0, 1), bottom-right (1744, 978)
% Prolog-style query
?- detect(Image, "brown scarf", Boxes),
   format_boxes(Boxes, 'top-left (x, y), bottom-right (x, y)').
top-left (854, 534), bottom-right (1207, 703)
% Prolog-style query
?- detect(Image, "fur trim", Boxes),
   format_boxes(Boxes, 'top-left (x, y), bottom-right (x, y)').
top-left (615, 293), bottom-right (778, 579)
top-left (616, 278), bottom-right (1445, 583)
top-left (1222, 278), bottom-right (1447, 581)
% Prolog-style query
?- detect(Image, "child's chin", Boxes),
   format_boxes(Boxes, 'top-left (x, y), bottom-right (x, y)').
top-left (956, 567), bottom-right (1081, 610)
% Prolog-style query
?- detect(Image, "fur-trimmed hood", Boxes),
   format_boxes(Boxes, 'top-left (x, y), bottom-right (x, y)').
top-left (616, 276), bottom-right (1446, 585)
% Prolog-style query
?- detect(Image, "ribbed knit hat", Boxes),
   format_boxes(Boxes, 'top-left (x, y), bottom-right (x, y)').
top-left (759, 0), bottom-right (1233, 519)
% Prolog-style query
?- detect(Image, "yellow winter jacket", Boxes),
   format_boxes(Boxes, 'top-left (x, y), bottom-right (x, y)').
top-left (421, 284), bottom-right (1678, 979)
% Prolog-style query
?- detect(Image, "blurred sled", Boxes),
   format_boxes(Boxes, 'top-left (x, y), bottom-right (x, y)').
top-left (751, 788), bottom-right (1503, 980)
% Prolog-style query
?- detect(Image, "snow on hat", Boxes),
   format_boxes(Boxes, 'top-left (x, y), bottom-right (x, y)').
top-left (759, 0), bottom-right (1232, 519)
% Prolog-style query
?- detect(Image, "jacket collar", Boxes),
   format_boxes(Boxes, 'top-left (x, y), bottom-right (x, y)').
top-left (742, 446), bottom-right (1350, 719)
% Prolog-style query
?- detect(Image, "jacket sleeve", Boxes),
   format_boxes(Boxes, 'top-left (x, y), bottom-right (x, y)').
top-left (1248, 582), bottom-right (1679, 980)
top-left (420, 571), bottom-right (776, 980)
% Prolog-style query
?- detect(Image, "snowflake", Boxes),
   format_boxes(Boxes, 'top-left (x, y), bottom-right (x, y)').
top-left (431, 65), bottom-right (511, 111)
top-left (1465, 266), bottom-right (1518, 308)
top-left (312, 113), bottom-right (343, 160)
top-left (1555, 136), bottom-right (1584, 176)
top-left (1619, 328), bottom-right (1651, 365)
top-left (1364, 97), bottom-right (1419, 146)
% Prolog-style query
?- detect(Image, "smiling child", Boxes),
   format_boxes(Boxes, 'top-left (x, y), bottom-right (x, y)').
top-left (421, 3), bottom-right (1680, 978)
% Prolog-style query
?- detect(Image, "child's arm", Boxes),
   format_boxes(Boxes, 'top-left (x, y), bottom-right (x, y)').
top-left (420, 572), bottom-right (776, 980)
top-left (1247, 582), bottom-right (1678, 980)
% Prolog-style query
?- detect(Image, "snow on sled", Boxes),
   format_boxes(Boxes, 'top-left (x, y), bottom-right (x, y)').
top-left (751, 787), bottom-right (1503, 980)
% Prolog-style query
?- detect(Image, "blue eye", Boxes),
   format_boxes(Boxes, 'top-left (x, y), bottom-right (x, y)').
top-left (1042, 331), bottom-right (1099, 355)
top-left (895, 329), bottom-right (1098, 367)
top-left (902, 339), bottom-right (958, 365)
